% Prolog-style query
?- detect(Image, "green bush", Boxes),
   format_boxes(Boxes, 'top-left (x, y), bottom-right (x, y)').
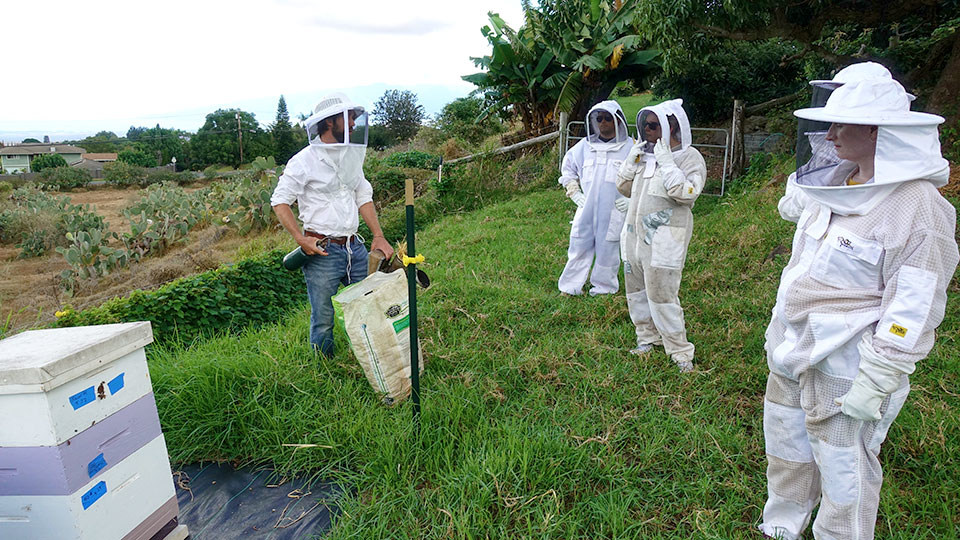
top-left (118, 149), bottom-right (157, 167)
top-left (124, 183), bottom-right (211, 255)
top-left (368, 125), bottom-right (395, 151)
top-left (652, 39), bottom-right (806, 123)
top-left (0, 181), bottom-right (12, 194)
top-left (384, 150), bottom-right (441, 170)
top-left (142, 169), bottom-right (194, 187)
top-left (16, 230), bottom-right (50, 258)
top-left (104, 160), bottom-right (148, 187)
top-left (370, 168), bottom-right (407, 201)
top-left (30, 154), bottom-right (68, 172)
top-left (39, 166), bottom-right (92, 190)
top-left (435, 96), bottom-right (505, 146)
top-left (56, 249), bottom-right (307, 344)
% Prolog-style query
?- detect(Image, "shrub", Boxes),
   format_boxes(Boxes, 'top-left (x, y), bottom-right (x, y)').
top-left (142, 169), bottom-right (194, 187)
top-left (104, 160), bottom-right (148, 187)
top-left (57, 228), bottom-right (129, 293)
top-left (30, 153), bottom-right (68, 172)
top-left (0, 181), bottom-right (12, 194)
top-left (39, 166), bottom-right (91, 190)
top-left (384, 150), bottom-right (441, 170)
top-left (652, 39), bottom-right (806, 123)
top-left (370, 168), bottom-right (407, 202)
top-left (118, 149), bottom-right (157, 167)
top-left (56, 249), bottom-right (307, 344)
top-left (205, 167), bottom-right (278, 235)
top-left (368, 125), bottom-right (394, 150)
top-left (124, 183), bottom-right (211, 255)
top-left (16, 230), bottom-right (50, 258)
top-left (435, 96), bottom-right (505, 146)
top-left (4, 186), bottom-right (72, 256)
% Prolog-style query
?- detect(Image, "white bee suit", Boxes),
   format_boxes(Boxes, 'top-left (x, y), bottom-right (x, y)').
top-left (557, 101), bottom-right (633, 295)
top-left (760, 77), bottom-right (959, 540)
top-left (616, 99), bottom-right (706, 369)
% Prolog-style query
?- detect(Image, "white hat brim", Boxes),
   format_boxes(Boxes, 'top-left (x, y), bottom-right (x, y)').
top-left (794, 107), bottom-right (943, 126)
top-left (808, 80), bottom-right (917, 101)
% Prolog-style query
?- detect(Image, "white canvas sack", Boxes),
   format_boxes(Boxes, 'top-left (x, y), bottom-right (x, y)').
top-left (333, 270), bottom-right (422, 405)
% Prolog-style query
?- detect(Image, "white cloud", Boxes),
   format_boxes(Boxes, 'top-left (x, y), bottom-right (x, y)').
top-left (0, 0), bottom-right (523, 138)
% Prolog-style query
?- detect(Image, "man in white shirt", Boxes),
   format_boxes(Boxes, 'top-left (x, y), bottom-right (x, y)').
top-left (271, 93), bottom-right (394, 356)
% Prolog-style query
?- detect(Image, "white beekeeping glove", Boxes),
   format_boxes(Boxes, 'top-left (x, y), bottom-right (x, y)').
top-left (653, 138), bottom-right (677, 170)
top-left (565, 180), bottom-right (586, 208)
top-left (835, 333), bottom-right (905, 421)
top-left (618, 143), bottom-right (645, 182)
top-left (614, 197), bottom-right (629, 212)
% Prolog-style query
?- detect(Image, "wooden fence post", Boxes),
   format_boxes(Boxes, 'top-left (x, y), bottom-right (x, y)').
top-left (730, 99), bottom-right (746, 178)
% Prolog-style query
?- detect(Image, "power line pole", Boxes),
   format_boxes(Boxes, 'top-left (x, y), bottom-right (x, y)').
top-left (235, 112), bottom-right (244, 165)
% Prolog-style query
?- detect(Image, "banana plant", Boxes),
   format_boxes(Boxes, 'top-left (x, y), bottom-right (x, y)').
top-left (463, 1), bottom-right (660, 132)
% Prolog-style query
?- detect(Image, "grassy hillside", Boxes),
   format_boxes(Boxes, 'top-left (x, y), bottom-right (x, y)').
top-left (616, 93), bottom-right (658, 125)
top-left (148, 182), bottom-right (960, 538)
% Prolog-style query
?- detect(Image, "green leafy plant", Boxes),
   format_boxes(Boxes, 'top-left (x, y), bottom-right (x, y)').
top-left (56, 229), bottom-right (128, 293)
top-left (104, 160), bottom-right (148, 187)
top-left (30, 153), bottom-right (68, 172)
top-left (384, 150), bottom-right (441, 170)
top-left (39, 166), bottom-right (92, 190)
top-left (118, 149), bottom-right (157, 167)
top-left (56, 249), bottom-right (307, 343)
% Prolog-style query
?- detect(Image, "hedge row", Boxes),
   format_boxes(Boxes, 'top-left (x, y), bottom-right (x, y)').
top-left (56, 249), bottom-right (306, 344)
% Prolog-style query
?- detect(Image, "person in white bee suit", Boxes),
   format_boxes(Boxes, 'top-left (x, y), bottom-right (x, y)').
top-left (779, 61), bottom-right (916, 222)
top-left (759, 75), bottom-right (959, 540)
top-left (616, 99), bottom-right (706, 372)
top-left (557, 100), bottom-right (633, 296)
top-left (271, 93), bottom-right (394, 357)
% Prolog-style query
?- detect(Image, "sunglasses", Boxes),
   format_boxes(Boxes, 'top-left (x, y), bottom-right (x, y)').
top-left (644, 122), bottom-right (660, 130)
top-left (595, 113), bottom-right (615, 123)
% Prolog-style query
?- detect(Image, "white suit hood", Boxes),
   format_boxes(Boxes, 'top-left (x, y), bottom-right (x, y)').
top-left (302, 93), bottom-right (369, 187)
top-left (793, 78), bottom-right (949, 215)
top-left (636, 99), bottom-right (693, 151)
top-left (585, 100), bottom-right (630, 151)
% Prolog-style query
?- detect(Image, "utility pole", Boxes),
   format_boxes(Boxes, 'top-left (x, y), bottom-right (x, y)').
top-left (235, 112), bottom-right (244, 165)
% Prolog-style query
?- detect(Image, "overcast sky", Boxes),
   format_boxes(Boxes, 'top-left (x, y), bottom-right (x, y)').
top-left (0, 0), bottom-right (525, 142)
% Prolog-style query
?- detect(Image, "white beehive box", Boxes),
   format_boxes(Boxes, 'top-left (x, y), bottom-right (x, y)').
top-left (0, 322), bottom-right (183, 540)
top-left (0, 435), bottom-right (177, 539)
top-left (0, 322), bottom-right (155, 447)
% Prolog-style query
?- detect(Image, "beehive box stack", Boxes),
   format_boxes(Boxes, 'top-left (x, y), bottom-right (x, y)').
top-left (0, 322), bottom-right (187, 540)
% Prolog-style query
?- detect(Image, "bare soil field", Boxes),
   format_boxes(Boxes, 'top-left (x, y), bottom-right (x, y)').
top-left (1, 185), bottom-right (289, 336)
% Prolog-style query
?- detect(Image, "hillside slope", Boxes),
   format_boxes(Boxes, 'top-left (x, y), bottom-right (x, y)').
top-left (149, 185), bottom-right (960, 538)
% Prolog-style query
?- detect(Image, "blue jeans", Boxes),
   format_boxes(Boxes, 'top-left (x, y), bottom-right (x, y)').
top-left (302, 237), bottom-right (368, 356)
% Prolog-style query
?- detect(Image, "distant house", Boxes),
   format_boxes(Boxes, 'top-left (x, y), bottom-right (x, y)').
top-left (0, 143), bottom-right (86, 173)
top-left (81, 153), bottom-right (118, 162)
top-left (74, 153), bottom-right (118, 178)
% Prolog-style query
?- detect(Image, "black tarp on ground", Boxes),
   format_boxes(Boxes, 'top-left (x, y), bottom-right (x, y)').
top-left (172, 463), bottom-right (346, 539)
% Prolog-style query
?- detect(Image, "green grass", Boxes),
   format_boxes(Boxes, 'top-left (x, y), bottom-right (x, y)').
top-left (616, 93), bottom-right (659, 126)
top-left (148, 182), bottom-right (960, 538)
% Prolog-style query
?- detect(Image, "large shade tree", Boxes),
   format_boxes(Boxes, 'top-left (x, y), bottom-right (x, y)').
top-left (638, 0), bottom-right (960, 121)
top-left (464, 0), bottom-right (659, 132)
top-left (372, 90), bottom-right (426, 143)
top-left (191, 109), bottom-right (272, 169)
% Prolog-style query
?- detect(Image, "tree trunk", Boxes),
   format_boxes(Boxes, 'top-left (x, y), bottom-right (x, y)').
top-left (570, 79), bottom-right (620, 124)
top-left (928, 31), bottom-right (960, 126)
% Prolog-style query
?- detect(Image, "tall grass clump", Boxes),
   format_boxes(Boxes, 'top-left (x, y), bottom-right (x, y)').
top-left (148, 181), bottom-right (960, 538)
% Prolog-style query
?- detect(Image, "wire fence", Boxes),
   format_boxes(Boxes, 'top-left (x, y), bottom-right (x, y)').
top-left (564, 122), bottom-right (731, 196)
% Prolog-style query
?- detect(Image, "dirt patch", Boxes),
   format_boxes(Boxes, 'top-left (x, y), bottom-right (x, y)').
top-left (941, 162), bottom-right (960, 198)
top-left (1, 185), bottom-right (289, 336)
